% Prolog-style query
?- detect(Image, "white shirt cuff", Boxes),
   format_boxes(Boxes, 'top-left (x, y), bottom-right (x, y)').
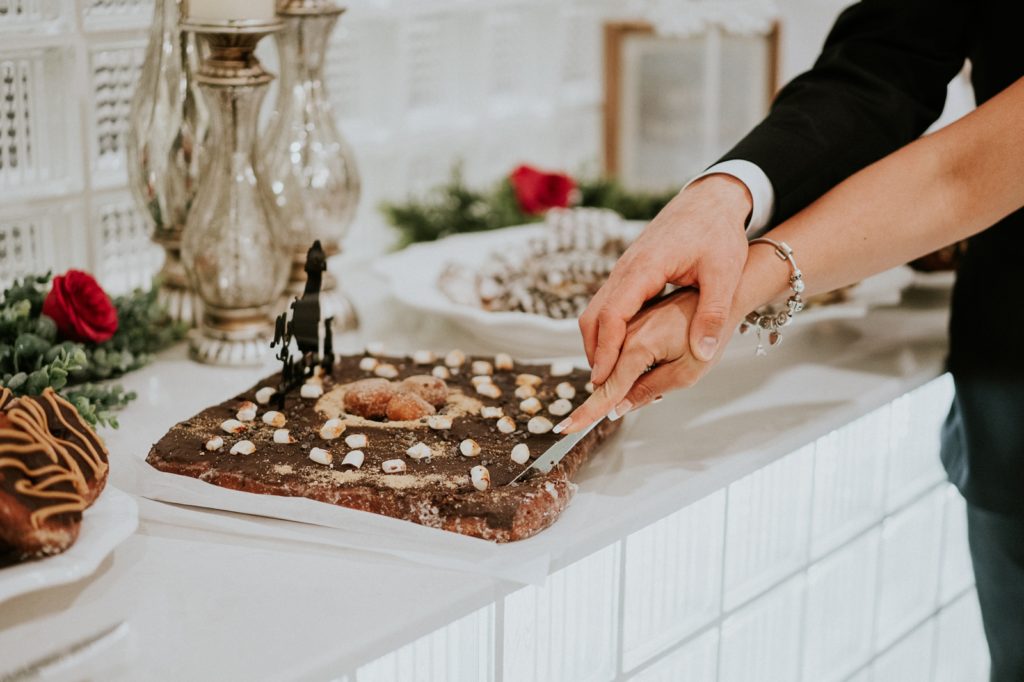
top-left (686, 160), bottom-right (775, 238)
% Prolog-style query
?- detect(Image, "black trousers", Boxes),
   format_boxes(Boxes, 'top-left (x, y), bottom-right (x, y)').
top-left (967, 503), bottom-right (1024, 682)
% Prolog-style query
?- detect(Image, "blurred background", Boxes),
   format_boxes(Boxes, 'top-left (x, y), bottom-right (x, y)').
top-left (0, 0), bottom-right (973, 291)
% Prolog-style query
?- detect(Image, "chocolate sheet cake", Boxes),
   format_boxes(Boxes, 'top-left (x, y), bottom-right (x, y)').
top-left (147, 350), bottom-right (619, 542)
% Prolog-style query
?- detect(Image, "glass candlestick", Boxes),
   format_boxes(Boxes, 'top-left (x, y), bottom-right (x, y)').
top-left (181, 18), bottom-right (290, 366)
top-left (126, 0), bottom-right (210, 326)
top-left (261, 0), bottom-right (361, 332)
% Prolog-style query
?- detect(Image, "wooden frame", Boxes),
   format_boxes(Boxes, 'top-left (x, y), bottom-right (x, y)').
top-left (603, 19), bottom-right (780, 186)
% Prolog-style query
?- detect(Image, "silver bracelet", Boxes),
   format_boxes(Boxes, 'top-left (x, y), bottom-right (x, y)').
top-left (738, 238), bottom-right (805, 356)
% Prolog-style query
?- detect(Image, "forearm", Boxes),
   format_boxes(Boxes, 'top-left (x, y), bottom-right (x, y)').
top-left (733, 77), bottom-right (1024, 316)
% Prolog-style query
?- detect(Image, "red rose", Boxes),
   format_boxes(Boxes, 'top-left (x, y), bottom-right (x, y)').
top-left (509, 165), bottom-right (577, 215)
top-left (42, 271), bottom-right (118, 344)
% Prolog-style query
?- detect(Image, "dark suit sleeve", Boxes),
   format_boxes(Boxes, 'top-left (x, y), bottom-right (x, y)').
top-left (720, 0), bottom-right (970, 224)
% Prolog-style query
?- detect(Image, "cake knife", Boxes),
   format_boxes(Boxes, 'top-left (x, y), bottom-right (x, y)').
top-left (506, 288), bottom-right (692, 486)
top-left (507, 414), bottom-right (607, 485)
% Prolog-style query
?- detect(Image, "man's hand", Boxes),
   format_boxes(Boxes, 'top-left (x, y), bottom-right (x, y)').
top-left (559, 289), bottom-right (734, 433)
top-left (578, 174), bottom-right (751, 385)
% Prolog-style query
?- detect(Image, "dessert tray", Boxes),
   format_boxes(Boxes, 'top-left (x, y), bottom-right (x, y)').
top-left (377, 212), bottom-right (916, 357)
top-left (145, 351), bottom-right (618, 544)
top-left (378, 211), bottom-right (641, 357)
top-left (0, 486), bottom-right (137, 605)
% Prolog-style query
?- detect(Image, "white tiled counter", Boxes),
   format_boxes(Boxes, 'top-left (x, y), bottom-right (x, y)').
top-left (0, 277), bottom-right (988, 681)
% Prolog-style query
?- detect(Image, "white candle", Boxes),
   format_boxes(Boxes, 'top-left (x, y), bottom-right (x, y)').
top-left (187, 0), bottom-right (276, 22)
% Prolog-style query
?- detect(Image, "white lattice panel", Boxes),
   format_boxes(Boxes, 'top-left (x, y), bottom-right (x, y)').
top-left (323, 14), bottom-right (363, 122)
top-left (0, 201), bottom-right (76, 286)
top-left (355, 606), bottom-right (494, 682)
top-left (722, 444), bottom-right (813, 611)
top-left (0, 0), bottom-right (72, 33)
top-left (0, 205), bottom-right (61, 285)
top-left (621, 490), bottom-right (724, 672)
top-left (1, 0), bottom-right (616, 281)
top-left (81, 0), bottom-right (153, 32)
top-left (557, 3), bottom-right (605, 103)
top-left (483, 2), bottom-right (550, 115)
top-left (91, 190), bottom-right (162, 294)
top-left (503, 543), bottom-right (620, 682)
top-left (400, 9), bottom-right (467, 128)
top-left (88, 40), bottom-right (145, 188)
top-left (0, 45), bottom-right (80, 200)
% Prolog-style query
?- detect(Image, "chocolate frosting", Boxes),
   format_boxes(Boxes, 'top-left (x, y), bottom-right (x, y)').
top-left (148, 353), bottom-right (598, 530)
top-left (0, 388), bottom-right (92, 530)
top-left (5, 388), bottom-right (109, 504)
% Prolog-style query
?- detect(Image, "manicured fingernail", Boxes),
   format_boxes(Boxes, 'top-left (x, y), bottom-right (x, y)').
top-left (553, 418), bottom-right (571, 434)
top-left (699, 336), bottom-right (718, 360)
top-left (590, 363), bottom-right (601, 382)
top-left (653, 395), bottom-right (664, 404)
top-left (609, 400), bottom-right (632, 421)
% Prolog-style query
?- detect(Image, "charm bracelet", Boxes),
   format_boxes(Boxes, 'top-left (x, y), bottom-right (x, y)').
top-left (738, 238), bottom-right (805, 356)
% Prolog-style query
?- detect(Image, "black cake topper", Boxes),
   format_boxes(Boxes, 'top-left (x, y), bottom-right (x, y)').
top-left (270, 240), bottom-right (335, 409)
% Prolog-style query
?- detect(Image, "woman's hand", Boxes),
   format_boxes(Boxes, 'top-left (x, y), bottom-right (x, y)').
top-left (558, 289), bottom-right (735, 434)
top-left (578, 175), bottom-right (751, 385)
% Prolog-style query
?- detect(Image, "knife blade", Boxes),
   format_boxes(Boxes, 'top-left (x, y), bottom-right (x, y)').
top-left (507, 414), bottom-right (605, 485)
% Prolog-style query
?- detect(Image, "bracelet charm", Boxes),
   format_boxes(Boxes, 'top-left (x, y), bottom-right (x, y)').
top-left (738, 238), bottom-right (805, 356)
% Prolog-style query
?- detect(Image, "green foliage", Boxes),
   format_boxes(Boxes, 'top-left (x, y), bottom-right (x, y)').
top-left (380, 167), bottom-right (538, 247)
top-left (380, 166), bottom-right (678, 247)
top-left (575, 177), bottom-right (679, 222)
top-left (0, 274), bottom-right (186, 428)
top-left (63, 383), bottom-right (137, 430)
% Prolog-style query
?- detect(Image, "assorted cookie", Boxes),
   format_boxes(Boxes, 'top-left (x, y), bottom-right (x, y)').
top-left (439, 208), bottom-right (634, 319)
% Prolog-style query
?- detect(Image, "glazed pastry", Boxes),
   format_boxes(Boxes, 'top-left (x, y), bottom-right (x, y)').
top-left (0, 388), bottom-right (109, 560)
top-left (4, 388), bottom-right (109, 505)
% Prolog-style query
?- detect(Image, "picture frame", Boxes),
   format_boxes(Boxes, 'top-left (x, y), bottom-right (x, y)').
top-left (603, 19), bottom-right (779, 192)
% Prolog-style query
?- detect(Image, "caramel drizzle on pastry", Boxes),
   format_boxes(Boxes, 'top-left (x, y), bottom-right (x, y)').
top-left (4, 388), bottom-right (108, 496)
top-left (0, 430), bottom-right (88, 528)
top-left (0, 387), bottom-right (107, 527)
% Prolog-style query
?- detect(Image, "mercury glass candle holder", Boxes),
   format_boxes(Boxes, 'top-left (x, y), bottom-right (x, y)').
top-left (180, 18), bottom-right (290, 366)
top-left (126, 0), bottom-right (210, 326)
top-left (260, 0), bottom-right (361, 331)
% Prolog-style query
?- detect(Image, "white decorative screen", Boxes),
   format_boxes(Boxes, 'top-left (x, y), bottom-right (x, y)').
top-left (0, 0), bottom-right (979, 290)
top-left (0, 0), bottom-right (624, 291)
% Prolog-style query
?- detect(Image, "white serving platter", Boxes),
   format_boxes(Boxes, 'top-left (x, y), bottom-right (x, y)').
top-left (0, 486), bottom-right (138, 605)
top-left (376, 223), bottom-right (915, 358)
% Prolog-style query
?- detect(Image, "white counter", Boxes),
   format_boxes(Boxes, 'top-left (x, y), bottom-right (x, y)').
top-left (0, 280), bottom-right (989, 681)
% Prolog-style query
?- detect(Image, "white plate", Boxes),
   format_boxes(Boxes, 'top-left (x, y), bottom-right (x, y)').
top-left (377, 224), bottom-right (916, 357)
top-left (376, 223), bottom-right (624, 356)
top-left (0, 486), bottom-right (138, 605)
